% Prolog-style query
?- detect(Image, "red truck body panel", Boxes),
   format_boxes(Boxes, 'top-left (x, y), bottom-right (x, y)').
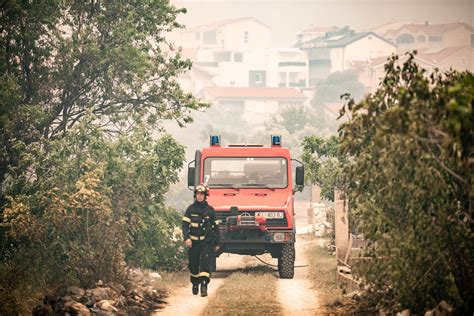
top-left (200, 145), bottom-right (295, 230)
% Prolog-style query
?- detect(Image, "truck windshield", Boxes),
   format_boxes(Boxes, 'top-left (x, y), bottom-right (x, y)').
top-left (203, 157), bottom-right (288, 188)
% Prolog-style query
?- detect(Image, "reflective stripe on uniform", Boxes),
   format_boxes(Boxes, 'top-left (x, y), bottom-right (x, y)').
top-left (191, 214), bottom-right (199, 217)
top-left (191, 273), bottom-right (200, 278)
top-left (199, 272), bottom-right (210, 278)
top-left (189, 235), bottom-right (205, 240)
top-left (190, 222), bottom-right (200, 228)
top-left (182, 216), bottom-right (191, 223)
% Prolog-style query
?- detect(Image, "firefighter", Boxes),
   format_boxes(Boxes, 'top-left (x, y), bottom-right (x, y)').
top-left (182, 183), bottom-right (220, 297)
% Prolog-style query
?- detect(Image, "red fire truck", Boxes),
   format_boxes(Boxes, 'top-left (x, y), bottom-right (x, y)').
top-left (187, 135), bottom-right (304, 278)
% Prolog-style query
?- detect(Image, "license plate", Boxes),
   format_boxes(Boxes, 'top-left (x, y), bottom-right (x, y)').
top-left (255, 212), bottom-right (284, 219)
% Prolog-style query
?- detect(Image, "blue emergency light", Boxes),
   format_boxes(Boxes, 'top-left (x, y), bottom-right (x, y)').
top-left (271, 135), bottom-right (281, 146)
top-left (210, 135), bottom-right (221, 146)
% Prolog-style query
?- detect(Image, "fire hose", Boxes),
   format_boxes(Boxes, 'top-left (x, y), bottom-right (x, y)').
top-left (253, 255), bottom-right (309, 268)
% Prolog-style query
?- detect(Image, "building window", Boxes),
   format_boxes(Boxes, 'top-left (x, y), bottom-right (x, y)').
top-left (417, 35), bottom-right (426, 43)
top-left (428, 35), bottom-right (442, 42)
top-left (279, 61), bottom-right (306, 67)
top-left (244, 31), bottom-right (249, 43)
top-left (278, 72), bottom-right (287, 87)
top-left (195, 32), bottom-right (201, 40)
top-left (203, 29), bottom-right (217, 45)
top-left (214, 51), bottom-right (231, 62)
top-left (249, 70), bottom-right (266, 87)
top-left (396, 33), bottom-right (415, 44)
top-left (471, 34), bottom-right (474, 47)
top-left (234, 52), bottom-right (243, 62)
top-left (461, 57), bottom-right (466, 65)
top-left (288, 72), bottom-right (306, 87)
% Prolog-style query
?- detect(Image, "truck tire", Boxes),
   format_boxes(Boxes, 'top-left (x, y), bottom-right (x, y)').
top-left (278, 243), bottom-right (295, 279)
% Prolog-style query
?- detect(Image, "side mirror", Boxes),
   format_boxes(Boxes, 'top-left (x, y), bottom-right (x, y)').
top-left (295, 165), bottom-right (304, 186)
top-left (188, 166), bottom-right (195, 188)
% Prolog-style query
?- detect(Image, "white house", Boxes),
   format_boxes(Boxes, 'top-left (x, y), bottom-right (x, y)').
top-left (201, 86), bottom-right (307, 127)
top-left (171, 17), bottom-right (274, 89)
top-left (296, 26), bottom-right (338, 45)
top-left (383, 22), bottom-right (474, 53)
top-left (197, 48), bottom-right (309, 89)
top-left (195, 48), bottom-right (269, 87)
top-left (176, 65), bottom-right (218, 95)
top-left (354, 54), bottom-right (437, 92)
top-left (371, 20), bottom-right (421, 36)
top-left (416, 46), bottom-right (474, 72)
top-left (300, 32), bottom-right (397, 85)
top-left (174, 17), bottom-right (312, 90)
top-left (174, 17), bottom-right (272, 51)
top-left (266, 48), bottom-right (309, 88)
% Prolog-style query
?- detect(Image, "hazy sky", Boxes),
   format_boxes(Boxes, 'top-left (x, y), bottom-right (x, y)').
top-left (173, 0), bottom-right (474, 47)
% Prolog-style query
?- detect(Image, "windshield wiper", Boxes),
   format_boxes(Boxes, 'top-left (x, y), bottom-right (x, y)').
top-left (239, 184), bottom-right (275, 191)
top-left (211, 184), bottom-right (240, 191)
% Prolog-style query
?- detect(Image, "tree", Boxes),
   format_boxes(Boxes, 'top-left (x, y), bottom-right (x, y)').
top-left (0, 1), bottom-right (206, 312)
top-left (339, 54), bottom-right (473, 313)
top-left (301, 135), bottom-right (343, 201)
top-left (1, 0), bottom-right (207, 193)
top-left (312, 70), bottom-right (365, 107)
top-left (274, 105), bottom-right (312, 134)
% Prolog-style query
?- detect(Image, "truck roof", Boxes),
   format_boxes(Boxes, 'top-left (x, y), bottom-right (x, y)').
top-left (202, 145), bottom-right (291, 157)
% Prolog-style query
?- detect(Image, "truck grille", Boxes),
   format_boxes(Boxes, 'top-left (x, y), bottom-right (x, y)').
top-left (216, 211), bottom-right (288, 227)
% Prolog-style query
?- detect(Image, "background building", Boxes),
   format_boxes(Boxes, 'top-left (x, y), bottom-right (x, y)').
top-left (201, 86), bottom-right (306, 127)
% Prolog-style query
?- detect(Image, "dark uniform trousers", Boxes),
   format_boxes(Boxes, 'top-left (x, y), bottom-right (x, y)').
top-left (182, 201), bottom-right (219, 285)
top-left (188, 240), bottom-right (212, 285)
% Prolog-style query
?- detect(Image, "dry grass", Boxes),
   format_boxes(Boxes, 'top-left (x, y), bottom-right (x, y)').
top-left (304, 237), bottom-right (360, 315)
top-left (304, 238), bottom-right (345, 307)
top-left (153, 270), bottom-right (189, 295)
top-left (202, 266), bottom-right (282, 316)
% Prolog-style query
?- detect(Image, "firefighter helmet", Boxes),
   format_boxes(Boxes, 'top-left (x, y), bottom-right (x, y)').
top-left (194, 183), bottom-right (209, 197)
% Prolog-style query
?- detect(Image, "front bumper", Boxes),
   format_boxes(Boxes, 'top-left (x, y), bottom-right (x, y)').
top-left (219, 229), bottom-right (294, 244)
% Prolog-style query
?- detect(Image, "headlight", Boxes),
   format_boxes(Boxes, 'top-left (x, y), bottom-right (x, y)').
top-left (273, 233), bottom-right (285, 242)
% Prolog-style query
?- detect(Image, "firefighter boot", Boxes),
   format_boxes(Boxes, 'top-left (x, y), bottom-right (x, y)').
top-left (192, 284), bottom-right (199, 295)
top-left (200, 281), bottom-right (208, 297)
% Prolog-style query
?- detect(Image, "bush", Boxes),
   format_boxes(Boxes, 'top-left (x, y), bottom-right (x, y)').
top-left (1, 121), bottom-right (186, 313)
top-left (126, 205), bottom-right (187, 271)
top-left (339, 54), bottom-right (473, 314)
top-left (4, 167), bottom-right (127, 286)
top-left (301, 135), bottom-right (344, 201)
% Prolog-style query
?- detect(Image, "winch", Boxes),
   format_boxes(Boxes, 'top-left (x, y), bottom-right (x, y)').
top-left (226, 212), bottom-right (267, 231)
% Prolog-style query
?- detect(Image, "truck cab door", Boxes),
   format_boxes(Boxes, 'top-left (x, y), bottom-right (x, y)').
top-left (188, 150), bottom-right (202, 189)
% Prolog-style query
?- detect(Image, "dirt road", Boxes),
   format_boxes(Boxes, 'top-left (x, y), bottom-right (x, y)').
top-left (154, 253), bottom-right (244, 316)
top-left (156, 237), bottom-right (321, 315)
top-left (277, 237), bottom-right (321, 315)
top-left (156, 200), bottom-right (322, 316)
